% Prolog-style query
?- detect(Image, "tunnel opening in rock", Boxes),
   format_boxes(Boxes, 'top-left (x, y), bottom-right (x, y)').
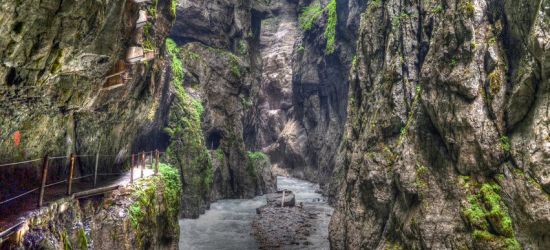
top-left (206, 131), bottom-right (222, 150)
top-left (5, 68), bottom-right (21, 86)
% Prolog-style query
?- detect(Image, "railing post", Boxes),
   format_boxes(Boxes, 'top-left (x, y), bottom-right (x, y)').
top-left (38, 155), bottom-right (49, 208)
top-left (155, 149), bottom-right (159, 175)
top-left (150, 151), bottom-right (154, 170)
top-left (94, 143), bottom-right (101, 187)
top-left (141, 151), bottom-right (145, 178)
top-left (131, 154), bottom-right (135, 183)
top-left (67, 153), bottom-right (75, 195)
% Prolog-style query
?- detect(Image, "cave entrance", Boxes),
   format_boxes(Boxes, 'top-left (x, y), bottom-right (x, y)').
top-left (207, 131), bottom-right (222, 150)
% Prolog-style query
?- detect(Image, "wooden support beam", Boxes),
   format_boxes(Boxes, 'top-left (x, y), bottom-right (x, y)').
top-left (38, 155), bottom-right (49, 207)
top-left (67, 153), bottom-right (75, 195)
top-left (141, 151), bottom-right (145, 178)
top-left (94, 143), bottom-right (101, 188)
top-left (131, 154), bottom-right (135, 183)
top-left (155, 150), bottom-right (159, 175)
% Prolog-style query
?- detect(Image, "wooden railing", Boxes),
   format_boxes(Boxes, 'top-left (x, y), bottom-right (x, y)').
top-left (0, 149), bottom-right (163, 208)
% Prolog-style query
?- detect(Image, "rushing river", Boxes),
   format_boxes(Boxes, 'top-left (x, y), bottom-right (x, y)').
top-left (179, 176), bottom-right (333, 250)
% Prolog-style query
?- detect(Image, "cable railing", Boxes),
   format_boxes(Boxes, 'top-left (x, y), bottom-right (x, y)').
top-left (0, 150), bottom-right (165, 208)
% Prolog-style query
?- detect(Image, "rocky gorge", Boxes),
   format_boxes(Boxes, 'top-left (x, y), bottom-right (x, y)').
top-left (1, 0), bottom-right (549, 249)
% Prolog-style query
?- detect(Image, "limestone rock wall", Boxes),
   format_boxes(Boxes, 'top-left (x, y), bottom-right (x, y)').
top-left (0, 0), bottom-right (175, 169)
top-left (329, 0), bottom-right (550, 249)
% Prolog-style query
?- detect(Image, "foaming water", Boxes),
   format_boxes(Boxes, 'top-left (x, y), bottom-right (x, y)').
top-left (178, 176), bottom-right (332, 250)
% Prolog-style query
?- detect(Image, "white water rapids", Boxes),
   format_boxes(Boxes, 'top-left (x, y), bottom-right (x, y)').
top-left (179, 176), bottom-right (333, 250)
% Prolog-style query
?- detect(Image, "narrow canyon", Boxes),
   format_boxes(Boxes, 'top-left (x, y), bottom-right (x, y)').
top-left (0, 0), bottom-right (549, 249)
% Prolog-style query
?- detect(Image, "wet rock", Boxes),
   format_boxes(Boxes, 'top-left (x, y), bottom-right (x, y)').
top-left (266, 190), bottom-right (296, 207)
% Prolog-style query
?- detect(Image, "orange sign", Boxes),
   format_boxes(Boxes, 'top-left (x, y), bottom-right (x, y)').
top-left (13, 131), bottom-right (21, 146)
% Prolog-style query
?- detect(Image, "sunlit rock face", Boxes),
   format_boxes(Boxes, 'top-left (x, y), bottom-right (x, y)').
top-left (329, 0), bottom-right (550, 249)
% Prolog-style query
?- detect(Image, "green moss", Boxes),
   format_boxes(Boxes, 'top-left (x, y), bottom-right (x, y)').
top-left (171, 0), bottom-right (177, 17)
top-left (299, 2), bottom-right (323, 31)
top-left (148, 0), bottom-right (159, 17)
top-left (238, 40), bottom-right (249, 55)
top-left (463, 181), bottom-right (520, 248)
top-left (143, 23), bottom-right (154, 51)
top-left (500, 136), bottom-right (511, 153)
top-left (241, 96), bottom-right (253, 109)
top-left (230, 56), bottom-right (242, 78)
top-left (397, 85), bottom-right (422, 146)
top-left (462, 1), bottom-right (475, 16)
top-left (159, 163), bottom-right (182, 222)
top-left (324, 0), bottom-right (337, 54)
top-left (488, 70), bottom-right (502, 95)
top-left (50, 49), bottom-right (64, 74)
top-left (166, 38), bottom-right (184, 82)
top-left (392, 11), bottom-right (411, 29)
top-left (432, 5), bottom-right (444, 14)
top-left (165, 39), bottom-right (213, 194)
top-left (297, 45), bottom-right (305, 53)
top-left (247, 151), bottom-right (269, 177)
top-left (352, 55), bottom-right (357, 68)
top-left (450, 58), bottom-right (458, 67)
top-left (215, 148), bottom-right (225, 163)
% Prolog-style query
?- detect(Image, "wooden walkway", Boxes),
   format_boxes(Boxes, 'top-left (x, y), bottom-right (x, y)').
top-left (0, 164), bottom-right (156, 244)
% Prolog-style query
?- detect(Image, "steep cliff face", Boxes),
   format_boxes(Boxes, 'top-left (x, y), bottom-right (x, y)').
top-left (245, 0), bottom-right (357, 186)
top-left (0, 0), bottom-right (174, 170)
top-left (329, 0), bottom-right (550, 249)
top-left (166, 0), bottom-right (276, 217)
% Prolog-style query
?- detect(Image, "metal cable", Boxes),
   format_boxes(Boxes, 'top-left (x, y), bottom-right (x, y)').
top-left (49, 156), bottom-right (69, 160)
top-left (44, 180), bottom-right (67, 188)
top-left (0, 188), bottom-right (39, 205)
top-left (0, 158), bottom-right (41, 168)
top-left (73, 174), bottom-right (93, 181)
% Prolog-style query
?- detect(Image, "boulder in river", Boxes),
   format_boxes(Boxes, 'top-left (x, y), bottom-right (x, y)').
top-left (266, 189), bottom-right (295, 207)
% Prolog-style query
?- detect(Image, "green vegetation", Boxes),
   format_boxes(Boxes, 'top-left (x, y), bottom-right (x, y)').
top-left (241, 96), bottom-right (253, 109)
top-left (238, 40), bottom-right (249, 55)
top-left (297, 45), bottom-right (305, 53)
top-left (415, 164), bottom-right (429, 190)
top-left (299, 2), bottom-right (323, 31)
top-left (77, 228), bottom-right (88, 250)
top-left (166, 38), bottom-right (184, 81)
top-left (229, 55), bottom-right (242, 78)
top-left (397, 85), bottom-right (422, 146)
top-left (128, 163), bottom-right (182, 247)
top-left (165, 38), bottom-right (213, 195)
top-left (462, 180), bottom-right (520, 249)
top-left (352, 55), bottom-right (357, 68)
top-left (143, 23), bottom-right (154, 51)
top-left (432, 5), bottom-right (444, 14)
top-left (450, 58), bottom-right (458, 67)
top-left (61, 231), bottom-right (72, 250)
top-left (215, 148), bottom-right (225, 163)
top-left (392, 11), bottom-right (411, 29)
top-left (159, 163), bottom-right (183, 221)
top-left (462, 1), bottom-right (475, 16)
top-left (488, 69), bottom-right (502, 95)
top-left (247, 151), bottom-right (269, 177)
top-left (171, 0), bottom-right (177, 17)
top-left (500, 136), bottom-right (511, 153)
top-left (324, 0), bottom-right (337, 54)
top-left (50, 49), bottom-right (64, 74)
top-left (298, 0), bottom-right (338, 54)
top-left (148, 0), bottom-right (159, 17)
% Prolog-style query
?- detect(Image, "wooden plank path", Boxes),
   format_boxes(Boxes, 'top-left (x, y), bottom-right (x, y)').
top-left (0, 164), bottom-right (156, 244)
